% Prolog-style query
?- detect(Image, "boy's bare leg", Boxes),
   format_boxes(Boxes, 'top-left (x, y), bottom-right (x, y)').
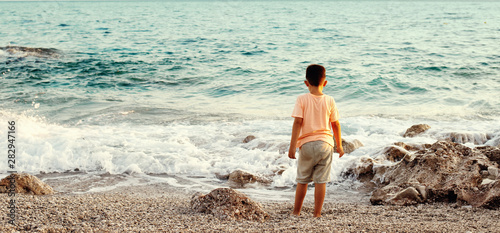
top-left (314, 183), bottom-right (326, 217)
top-left (292, 183), bottom-right (308, 216)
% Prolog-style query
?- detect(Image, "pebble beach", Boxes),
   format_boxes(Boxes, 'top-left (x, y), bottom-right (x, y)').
top-left (1, 181), bottom-right (499, 233)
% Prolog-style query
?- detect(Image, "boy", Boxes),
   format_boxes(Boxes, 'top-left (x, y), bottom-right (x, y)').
top-left (288, 64), bottom-right (344, 218)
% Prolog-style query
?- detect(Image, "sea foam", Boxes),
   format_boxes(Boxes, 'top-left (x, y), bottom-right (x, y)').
top-left (1, 110), bottom-right (498, 197)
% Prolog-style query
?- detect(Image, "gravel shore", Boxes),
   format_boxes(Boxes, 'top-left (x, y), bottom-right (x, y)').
top-left (1, 182), bottom-right (499, 232)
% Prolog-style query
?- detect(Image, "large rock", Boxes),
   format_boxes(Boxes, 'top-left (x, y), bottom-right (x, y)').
top-left (0, 173), bottom-right (54, 195)
top-left (334, 139), bottom-right (364, 154)
top-left (191, 188), bottom-right (269, 221)
top-left (403, 124), bottom-right (431, 137)
top-left (228, 170), bottom-right (272, 188)
top-left (363, 141), bottom-right (500, 208)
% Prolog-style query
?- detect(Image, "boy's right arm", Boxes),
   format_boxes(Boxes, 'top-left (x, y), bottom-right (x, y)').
top-left (288, 117), bottom-right (303, 159)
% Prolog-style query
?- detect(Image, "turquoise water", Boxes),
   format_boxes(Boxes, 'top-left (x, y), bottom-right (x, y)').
top-left (1, 1), bottom-right (499, 197)
top-left (2, 1), bottom-right (499, 122)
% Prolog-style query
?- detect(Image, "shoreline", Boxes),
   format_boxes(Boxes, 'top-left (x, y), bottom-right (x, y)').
top-left (1, 183), bottom-right (499, 232)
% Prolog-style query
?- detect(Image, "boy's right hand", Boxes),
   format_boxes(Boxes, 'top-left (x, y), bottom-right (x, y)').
top-left (337, 147), bottom-right (345, 158)
top-left (288, 147), bottom-right (296, 159)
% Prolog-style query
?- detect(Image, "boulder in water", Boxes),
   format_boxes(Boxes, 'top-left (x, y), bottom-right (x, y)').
top-left (403, 124), bottom-right (431, 138)
top-left (242, 135), bottom-right (256, 143)
top-left (228, 170), bottom-right (272, 188)
top-left (334, 138), bottom-right (364, 154)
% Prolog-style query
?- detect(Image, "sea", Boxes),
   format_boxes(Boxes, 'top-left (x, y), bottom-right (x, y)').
top-left (1, 0), bottom-right (499, 201)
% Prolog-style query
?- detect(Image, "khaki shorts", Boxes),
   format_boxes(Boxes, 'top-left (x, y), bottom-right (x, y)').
top-left (296, 141), bottom-right (333, 184)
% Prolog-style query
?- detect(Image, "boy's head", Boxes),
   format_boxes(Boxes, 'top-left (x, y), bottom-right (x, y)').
top-left (305, 64), bottom-right (326, 86)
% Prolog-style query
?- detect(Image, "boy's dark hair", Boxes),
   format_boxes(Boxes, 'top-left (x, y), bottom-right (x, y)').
top-left (305, 64), bottom-right (326, 86)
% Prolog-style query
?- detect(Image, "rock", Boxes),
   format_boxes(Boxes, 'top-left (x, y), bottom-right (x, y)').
top-left (476, 146), bottom-right (500, 164)
top-left (243, 135), bottom-right (256, 143)
top-left (384, 146), bottom-right (410, 162)
top-left (215, 173), bottom-right (230, 180)
top-left (0, 46), bottom-right (61, 58)
top-left (392, 187), bottom-right (423, 204)
top-left (343, 157), bottom-right (377, 184)
top-left (371, 184), bottom-right (427, 206)
top-left (191, 188), bottom-right (269, 221)
top-left (481, 179), bottom-right (496, 185)
top-left (384, 142), bottom-right (430, 162)
top-left (456, 181), bottom-right (500, 209)
top-left (334, 139), bottom-right (364, 154)
top-left (448, 132), bottom-right (491, 145)
top-left (272, 165), bottom-right (288, 176)
top-left (228, 170), bottom-right (272, 188)
top-left (0, 173), bottom-right (54, 195)
top-left (360, 141), bottom-right (500, 208)
top-left (488, 166), bottom-right (499, 179)
top-left (403, 124), bottom-right (431, 138)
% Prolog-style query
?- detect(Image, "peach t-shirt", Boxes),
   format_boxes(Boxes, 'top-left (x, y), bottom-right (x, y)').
top-left (291, 93), bottom-right (340, 149)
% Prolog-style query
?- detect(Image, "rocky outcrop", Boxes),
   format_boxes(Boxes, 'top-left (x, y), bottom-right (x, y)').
top-left (403, 124), bottom-right (431, 137)
top-left (191, 188), bottom-right (269, 221)
top-left (228, 170), bottom-right (272, 188)
top-left (334, 139), bottom-right (364, 154)
top-left (374, 141), bottom-right (500, 208)
top-left (0, 46), bottom-right (61, 58)
top-left (346, 141), bottom-right (500, 209)
top-left (0, 173), bottom-right (54, 195)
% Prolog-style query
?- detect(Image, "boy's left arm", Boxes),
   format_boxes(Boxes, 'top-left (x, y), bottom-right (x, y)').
top-left (331, 120), bottom-right (344, 158)
top-left (288, 117), bottom-right (303, 159)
